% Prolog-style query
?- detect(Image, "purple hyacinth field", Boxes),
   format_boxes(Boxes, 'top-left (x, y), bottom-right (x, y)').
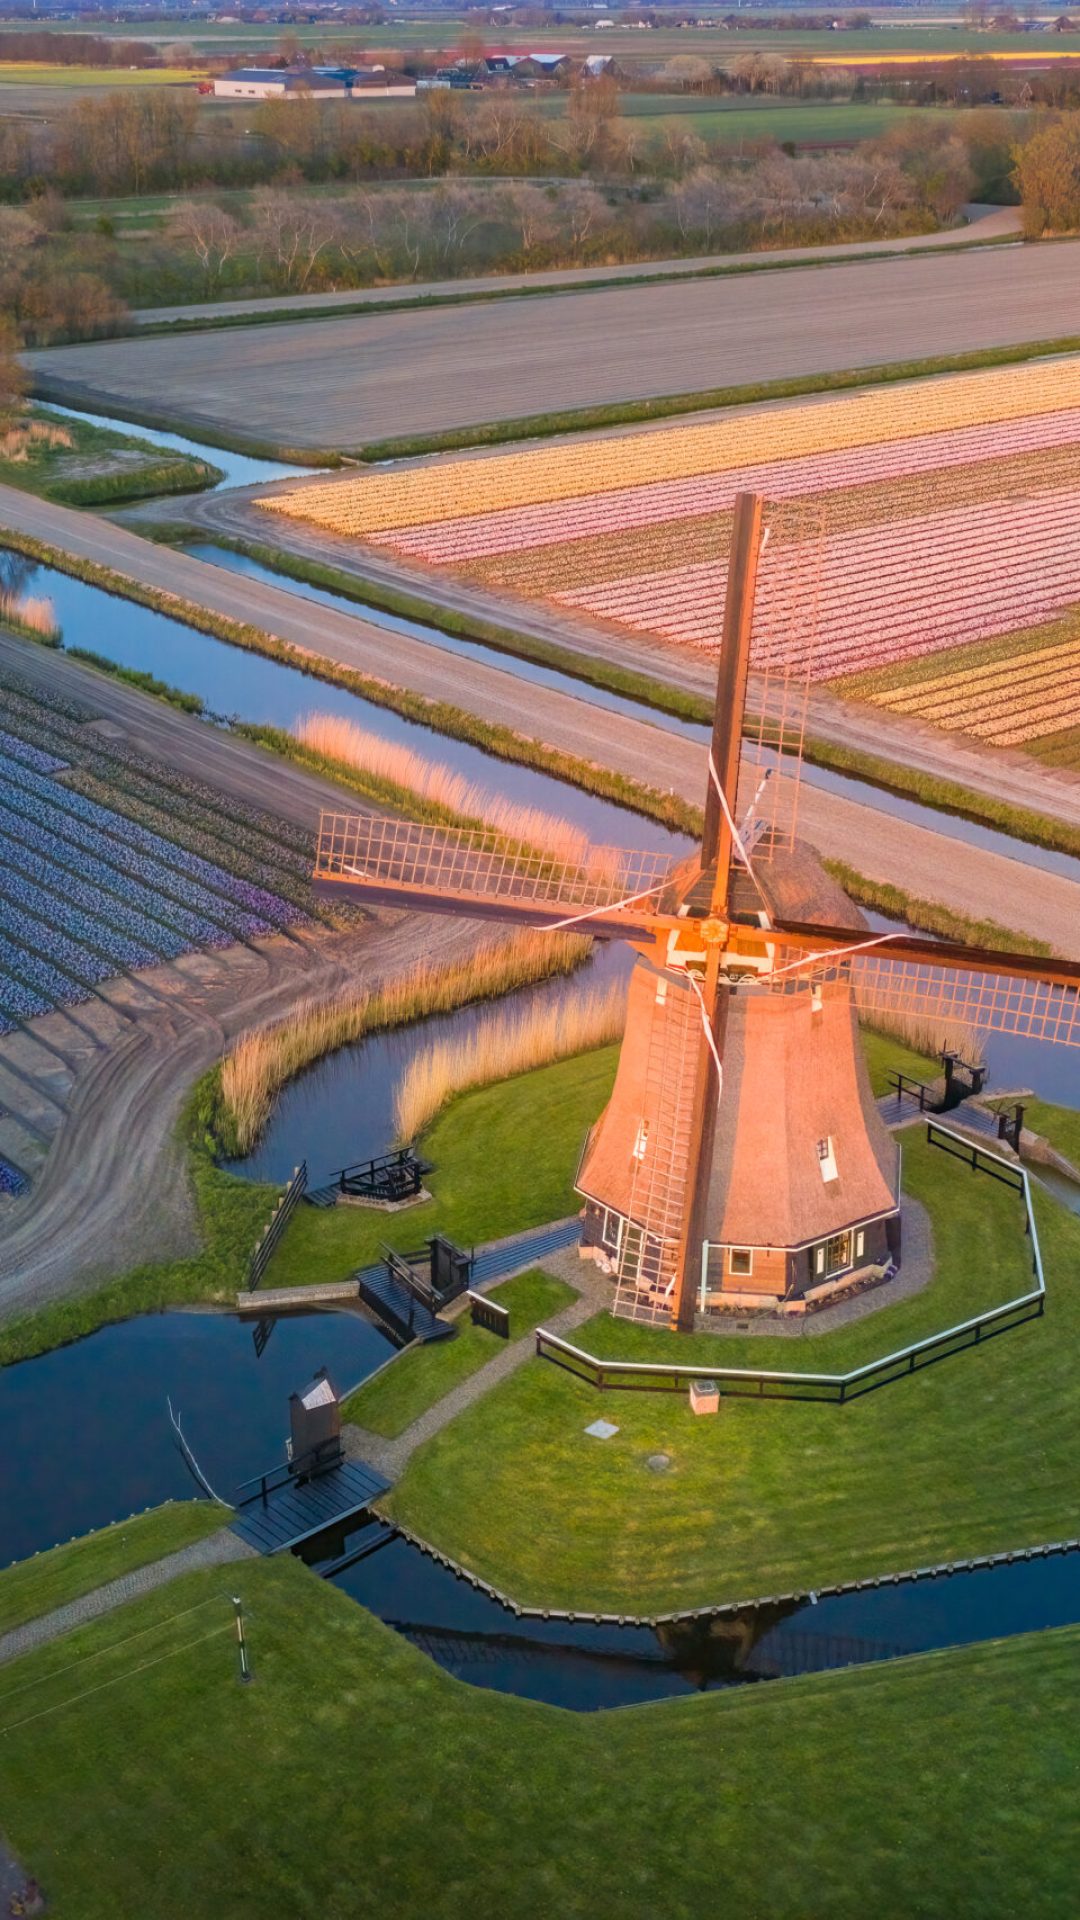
top-left (0, 672), bottom-right (318, 1030)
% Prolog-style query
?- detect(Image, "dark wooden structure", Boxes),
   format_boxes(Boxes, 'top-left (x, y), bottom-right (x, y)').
top-left (232, 1453), bottom-right (389, 1556)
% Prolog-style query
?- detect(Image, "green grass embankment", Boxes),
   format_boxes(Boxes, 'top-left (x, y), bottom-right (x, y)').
top-left (0, 1502), bottom-right (229, 1637)
top-left (1024, 1099), bottom-right (1080, 1169)
top-left (343, 1269), bottom-right (577, 1439)
top-left (387, 1131), bottom-right (1078, 1613)
top-left (0, 408), bottom-right (221, 504)
top-left (352, 335), bottom-right (1080, 461)
top-left (822, 860), bottom-right (1052, 956)
top-left (0, 1553), bottom-right (1075, 1918)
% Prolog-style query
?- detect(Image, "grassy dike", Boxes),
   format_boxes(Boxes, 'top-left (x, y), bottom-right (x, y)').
top-left (352, 332), bottom-right (1080, 461)
top-left (0, 1550), bottom-right (1075, 1919)
top-left (385, 1132), bottom-right (1079, 1614)
top-left (0, 1502), bottom-right (229, 1634)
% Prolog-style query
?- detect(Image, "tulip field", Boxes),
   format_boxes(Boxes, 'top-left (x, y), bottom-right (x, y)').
top-left (265, 357), bottom-right (1080, 762)
top-left (0, 671), bottom-right (317, 1034)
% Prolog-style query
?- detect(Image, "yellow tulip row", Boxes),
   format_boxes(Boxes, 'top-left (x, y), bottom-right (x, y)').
top-left (869, 636), bottom-right (1080, 744)
top-left (263, 357), bottom-right (1080, 537)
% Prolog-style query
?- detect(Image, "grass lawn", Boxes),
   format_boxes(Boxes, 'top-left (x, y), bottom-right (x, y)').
top-left (342, 1268), bottom-right (576, 1438)
top-left (0, 64), bottom-right (206, 85)
top-left (264, 1044), bottom-right (618, 1290)
top-left (386, 1134), bottom-right (1078, 1612)
top-left (1025, 1098), bottom-right (1080, 1170)
top-left (861, 1025), bottom-right (936, 1098)
top-left (0, 1500), bottom-right (227, 1637)
top-left (0, 1553), bottom-right (1075, 1919)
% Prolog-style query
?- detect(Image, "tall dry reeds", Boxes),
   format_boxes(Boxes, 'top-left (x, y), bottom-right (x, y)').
top-left (0, 592), bottom-right (60, 644)
top-left (394, 980), bottom-right (626, 1144)
top-left (864, 1006), bottom-right (986, 1068)
top-left (295, 712), bottom-right (616, 871)
top-left (0, 419), bottom-right (73, 462)
top-left (218, 929), bottom-right (591, 1156)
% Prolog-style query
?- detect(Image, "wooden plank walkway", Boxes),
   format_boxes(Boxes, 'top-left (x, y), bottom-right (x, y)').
top-left (236, 1281), bottom-right (359, 1312)
top-left (231, 1458), bottom-right (390, 1556)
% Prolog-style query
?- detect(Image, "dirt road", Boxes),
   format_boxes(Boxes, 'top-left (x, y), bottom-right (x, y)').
top-left (27, 240), bottom-right (1076, 451)
top-left (129, 205), bottom-right (1023, 328)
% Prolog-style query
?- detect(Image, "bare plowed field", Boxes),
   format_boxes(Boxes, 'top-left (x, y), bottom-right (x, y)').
top-left (27, 245), bottom-right (1080, 451)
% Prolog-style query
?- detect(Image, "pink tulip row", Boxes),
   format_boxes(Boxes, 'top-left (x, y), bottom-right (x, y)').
top-left (371, 406), bottom-right (1080, 567)
top-left (561, 489), bottom-right (1080, 679)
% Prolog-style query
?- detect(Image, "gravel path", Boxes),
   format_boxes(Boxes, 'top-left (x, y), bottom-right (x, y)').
top-left (344, 1261), bottom-right (612, 1478)
top-left (0, 1525), bottom-right (253, 1669)
top-left (129, 204), bottom-right (1021, 327)
top-left (28, 237), bottom-right (1074, 451)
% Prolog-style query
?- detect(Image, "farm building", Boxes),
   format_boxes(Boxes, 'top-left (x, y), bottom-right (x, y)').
top-left (212, 66), bottom-right (416, 100)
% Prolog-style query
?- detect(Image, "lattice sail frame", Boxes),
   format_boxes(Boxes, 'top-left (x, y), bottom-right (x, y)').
top-left (769, 943), bottom-right (1080, 1049)
top-left (740, 500), bottom-right (826, 860)
top-left (315, 811), bottom-right (676, 922)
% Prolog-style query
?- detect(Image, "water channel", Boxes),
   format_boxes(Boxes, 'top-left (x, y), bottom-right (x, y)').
top-left (4, 551), bottom-right (686, 859)
top-left (2, 1299), bottom-right (1078, 1711)
top-left (42, 402), bottom-right (316, 493)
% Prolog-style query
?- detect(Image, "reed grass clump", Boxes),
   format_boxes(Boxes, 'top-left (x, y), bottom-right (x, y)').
top-left (864, 1007), bottom-right (986, 1069)
top-left (218, 930), bottom-right (591, 1157)
top-left (394, 981), bottom-right (626, 1145)
top-left (0, 591), bottom-right (61, 645)
top-left (0, 419), bottom-right (73, 461)
top-left (295, 713), bottom-right (618, 871)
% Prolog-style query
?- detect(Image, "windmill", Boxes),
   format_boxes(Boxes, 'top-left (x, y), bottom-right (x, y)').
top-left (312, 492), bottom-right (1080, 1332)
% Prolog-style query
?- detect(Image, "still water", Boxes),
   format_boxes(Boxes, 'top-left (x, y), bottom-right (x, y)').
top-left (2, 550), bottom-right (687, 858)
top-left (42, 402), bottom-right (316, 492)
top-left (229, 939), bottom-right (632, 1185)
top-left (0, 1308), bottom-right (389, 1568)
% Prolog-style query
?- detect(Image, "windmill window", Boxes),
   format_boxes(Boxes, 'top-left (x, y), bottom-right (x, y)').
top-left (728, 1247), bottom-right (754, 1278)
top-left (655, 978), bottom-right (668, 1006)
top-left (632, 1121), bottom-right (649, 1162)
top-left (817, 1135), bottom-right (838, 1183)
top-left (811, 985), bottom-right (823, 1016)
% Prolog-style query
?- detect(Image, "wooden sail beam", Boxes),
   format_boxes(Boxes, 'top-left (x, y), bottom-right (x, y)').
top-left (702, 490), bottom-right (764, 916)
top-left (673, 494), bottom-right (767, 1332)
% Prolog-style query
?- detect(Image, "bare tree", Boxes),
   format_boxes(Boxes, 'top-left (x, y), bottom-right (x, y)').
top-left (167, 201), bottom-right (244, 296)
top-left (507, 182), bottom-right (561, 256)
top-left (252, 190), bottom-right (339, 291)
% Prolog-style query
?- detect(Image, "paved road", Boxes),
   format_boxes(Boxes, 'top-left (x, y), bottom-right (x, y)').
top-left (2, 488), bottom-right (1078, 958)
top-left (129, 204), bottom-right (1022, 327)
top-left (189, 483), bottom-right (1080, 836)
top-left (28, 237), bottom-right (1073, 452)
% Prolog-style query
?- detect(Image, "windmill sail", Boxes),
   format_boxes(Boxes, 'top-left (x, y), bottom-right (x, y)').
top-left (763, 926), bottom-right (1080, 1046)
top-left (314, 810), bottom-right (681, 936)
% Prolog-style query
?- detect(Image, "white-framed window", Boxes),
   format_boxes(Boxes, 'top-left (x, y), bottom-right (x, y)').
top-left (817, 1135), bottom-right (838, 1183)
top-left (632, 1120), bottom-right (649, 1162)
top-left (600, 1208), bottom-right (624, 1255)
top-left (728, 1247), bottom-right (754, 1279)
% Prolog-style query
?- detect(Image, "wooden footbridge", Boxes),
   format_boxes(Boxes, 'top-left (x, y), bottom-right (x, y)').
top-left (231, 1452), bottom-right (389, 1556)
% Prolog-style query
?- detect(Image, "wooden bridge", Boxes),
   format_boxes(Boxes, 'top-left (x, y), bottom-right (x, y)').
top-left (231, 1454), bottom-right (389, 1556)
